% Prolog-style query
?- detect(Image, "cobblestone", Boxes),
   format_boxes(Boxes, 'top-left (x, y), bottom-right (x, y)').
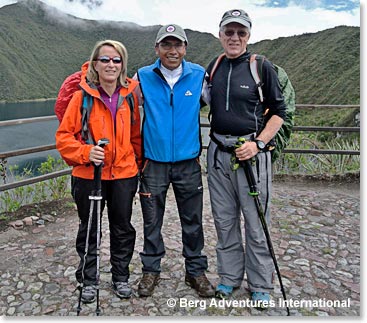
top-left (0, 176), bottom-right (360, 317)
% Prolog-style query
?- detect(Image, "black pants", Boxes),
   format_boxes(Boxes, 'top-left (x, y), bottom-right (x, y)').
top-left (139, 158), bottom-right (208, 276)
top-left (72, 176), bottom-right (138, 285)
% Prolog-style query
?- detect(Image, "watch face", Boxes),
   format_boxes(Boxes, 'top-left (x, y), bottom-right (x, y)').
top-left (257, 140), bottom-right (266, 149)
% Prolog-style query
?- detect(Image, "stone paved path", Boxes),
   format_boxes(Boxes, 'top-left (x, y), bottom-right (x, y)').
top-left (0, 176), bottom-right (360, 317)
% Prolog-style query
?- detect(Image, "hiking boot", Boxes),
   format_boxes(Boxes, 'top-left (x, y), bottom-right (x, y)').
top-left (215, 284), bottom-right (233, 299)
top-left (185, 273), bottom-right (215, 297)
top-left (81, 285), bottom-right (97, 304)
top-left (138, 273), bottom-right (160, 297)
top-left (112, 281), bottom-right (132, 299)
top-left (251, 291), bottom-right (271, 309)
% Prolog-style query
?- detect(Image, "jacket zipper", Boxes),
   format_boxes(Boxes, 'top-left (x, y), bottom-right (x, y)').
top-left (99, 95), bottom-right (117, 177)
top-left (226, 62), bottom-right (233, 111)
top-left (254, 101), bottom-right (260, 133)
top-left (170, 89), bottom-right (175, 161)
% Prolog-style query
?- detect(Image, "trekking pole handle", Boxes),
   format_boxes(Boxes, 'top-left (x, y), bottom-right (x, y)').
top-left (97, 138), bottom-right (109, 148)
top-left (92, 138), bottom-right (110, 167)
top-left (234, 138), bottom-right (259, 195)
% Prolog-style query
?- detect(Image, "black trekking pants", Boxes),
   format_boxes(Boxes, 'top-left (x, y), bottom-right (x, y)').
top-left (72, 176), bottom-right (138, 285)
top-left (138, 158), bottom-right (208, 277)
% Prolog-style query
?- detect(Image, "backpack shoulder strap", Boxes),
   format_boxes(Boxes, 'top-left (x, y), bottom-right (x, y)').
top-left (80, 90), bottom-right (94, 144)
top-left (250, 54), bottom-right (265, 103)
top-left (126, 92), bottom-right (135, 125)
top-left (206, 53), bottom-right (226, 123)
top-left (209, 53), bottom-right (226, 82)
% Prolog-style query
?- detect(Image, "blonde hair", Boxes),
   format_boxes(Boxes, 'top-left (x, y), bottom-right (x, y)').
top-left (87, 39), bottom-right (129, 88)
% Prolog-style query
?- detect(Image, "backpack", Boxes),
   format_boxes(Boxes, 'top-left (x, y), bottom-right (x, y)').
top-left (208, 53), bottom-right (296, 162)
top-left (54, 70), bottom-right (135, 147)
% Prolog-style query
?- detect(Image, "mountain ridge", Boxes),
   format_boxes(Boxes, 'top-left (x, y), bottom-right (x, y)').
top-left (0, 0), bottom-right (360, 105)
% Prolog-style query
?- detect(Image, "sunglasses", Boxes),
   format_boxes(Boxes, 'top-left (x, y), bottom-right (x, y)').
top-left (224, 30), bottom-right (249, 38)
top-left (96, 56), bottom-right (122, 64)
top-left (159, 42), bottom-right (185, 50)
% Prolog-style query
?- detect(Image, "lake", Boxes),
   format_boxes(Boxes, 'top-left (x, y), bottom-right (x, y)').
top-left (0, 100), bottom-right (60, 176)
top-left (0, 99), bottom-right (55, 122)
top-left (0, 100), bottom-right (210, 177)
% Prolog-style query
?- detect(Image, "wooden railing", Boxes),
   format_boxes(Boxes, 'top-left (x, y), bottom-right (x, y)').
top-left (0, 104), bottom-right (360, 191)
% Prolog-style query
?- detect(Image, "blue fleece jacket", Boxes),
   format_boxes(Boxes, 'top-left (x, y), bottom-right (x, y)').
top-left (138, 59), bottom-right (205, 162)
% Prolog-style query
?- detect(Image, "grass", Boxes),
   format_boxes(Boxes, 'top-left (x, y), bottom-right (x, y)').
top-left (274, 136), bottom-right (360, 175)
top-left (0, 156), bottom-right (70, 214)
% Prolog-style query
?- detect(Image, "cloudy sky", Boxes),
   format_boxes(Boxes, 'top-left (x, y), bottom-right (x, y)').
top-left (0, 0), bottom-right (361, 43)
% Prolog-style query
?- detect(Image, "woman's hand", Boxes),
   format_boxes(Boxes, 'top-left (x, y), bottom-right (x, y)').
top-left (89, 145), bottom-right (105, 165)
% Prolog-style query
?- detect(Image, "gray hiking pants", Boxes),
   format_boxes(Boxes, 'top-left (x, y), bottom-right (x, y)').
top-left (207, 133), bottom-right (274, 292)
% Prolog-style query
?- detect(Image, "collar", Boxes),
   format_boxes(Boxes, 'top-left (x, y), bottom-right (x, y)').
top-left (159, 63), bottom-right (183, 78)
top-left (225, 51), bottom-right (251, 63)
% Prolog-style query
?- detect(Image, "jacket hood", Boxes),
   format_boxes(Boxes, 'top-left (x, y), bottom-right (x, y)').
top-left (81, 61), bottom-right (89, 78)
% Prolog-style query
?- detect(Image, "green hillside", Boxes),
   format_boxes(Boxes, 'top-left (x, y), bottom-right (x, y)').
top-left (0, 0), bottom-right (222, 101)
top-left (248, 26), bottom-right (360, 105)
top-left (0, 0), bottom-right (360, 109)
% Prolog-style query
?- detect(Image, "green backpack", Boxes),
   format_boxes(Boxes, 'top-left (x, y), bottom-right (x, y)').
top-left (209, 53), bottom-right (296, 162)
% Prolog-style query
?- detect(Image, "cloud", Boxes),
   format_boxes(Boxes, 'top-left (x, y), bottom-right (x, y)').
top-left (248, 4), bottom-right (359, 42)
top-left (66, 0), bottom-right (102, 10)
top-left (0, 0), bottom-right (16, 7)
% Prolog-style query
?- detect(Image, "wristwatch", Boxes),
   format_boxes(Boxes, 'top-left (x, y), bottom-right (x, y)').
top-left (254, 139), bottom-right (266, 151)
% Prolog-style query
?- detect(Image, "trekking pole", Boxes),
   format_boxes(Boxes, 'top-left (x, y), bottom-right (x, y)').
top-left (238, 154), bottom-right (290, 316)
top-left (94, 138), bottom-right (109, 316)
top-left (76, 138), bottom-right (109, 316)
top-left (77, 193), bottom-right (95, 316)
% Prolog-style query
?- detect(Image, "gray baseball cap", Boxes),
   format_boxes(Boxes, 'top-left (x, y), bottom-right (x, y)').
top-left (155, 24), bottom-right (188, 44)
top-left (219, 9), bottom-right (252, 30)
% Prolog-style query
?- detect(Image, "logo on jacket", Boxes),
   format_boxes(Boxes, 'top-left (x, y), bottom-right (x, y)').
top-left (240, 84), bottom-right (249, 89)
top-left (185, 90), bottom-right (193, 96)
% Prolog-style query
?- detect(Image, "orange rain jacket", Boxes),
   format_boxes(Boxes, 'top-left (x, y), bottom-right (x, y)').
top-left (55, 63), bottom-right (142, 180)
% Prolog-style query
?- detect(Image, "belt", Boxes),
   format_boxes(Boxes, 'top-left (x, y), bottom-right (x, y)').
top-left (209, 132), bottom-right (235, 153)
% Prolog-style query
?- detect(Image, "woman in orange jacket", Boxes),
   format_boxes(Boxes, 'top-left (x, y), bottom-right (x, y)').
top-left (56, 39), bottom-right (142, 302)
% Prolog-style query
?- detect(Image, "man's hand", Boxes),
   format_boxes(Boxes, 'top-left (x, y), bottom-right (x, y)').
top-left (235, 141), bottom-right (259, 161)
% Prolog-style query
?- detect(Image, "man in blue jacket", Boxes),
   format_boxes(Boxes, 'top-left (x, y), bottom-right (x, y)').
top-left (136, 24), bottom-right (215, 298)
